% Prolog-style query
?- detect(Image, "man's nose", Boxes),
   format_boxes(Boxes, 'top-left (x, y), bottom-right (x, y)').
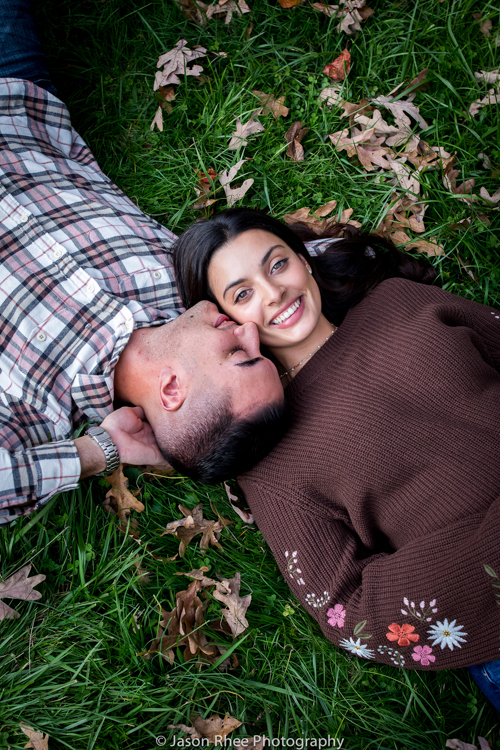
top-left (233, 320), bottom-right (260, 354)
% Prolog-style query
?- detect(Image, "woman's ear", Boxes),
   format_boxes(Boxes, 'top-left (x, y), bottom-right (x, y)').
top-left (158, 367), bottom-right (188, 412)
top-left (298, 254), bottom-right (312, 274)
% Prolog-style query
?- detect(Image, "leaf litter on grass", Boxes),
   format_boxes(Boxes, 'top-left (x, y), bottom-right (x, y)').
top-left (161, 502), bottom-right (229, 556)
top-left (20, 725), bottom-right (49, 750)
top-left (0, 565), bottom-right (45, 620)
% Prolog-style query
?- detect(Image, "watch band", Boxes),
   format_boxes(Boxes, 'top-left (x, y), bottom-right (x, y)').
top-left (85, 425), bottom-right (121, 477)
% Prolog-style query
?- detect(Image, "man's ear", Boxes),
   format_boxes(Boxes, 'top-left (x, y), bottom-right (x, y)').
top-left (158, 367), bottom-right (188, 412)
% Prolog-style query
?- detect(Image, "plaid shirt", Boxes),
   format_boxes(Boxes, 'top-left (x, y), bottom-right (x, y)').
top-left (0, 78), bottom-right (334, 524)
top-left (0, 79), bottom-right (182, 523)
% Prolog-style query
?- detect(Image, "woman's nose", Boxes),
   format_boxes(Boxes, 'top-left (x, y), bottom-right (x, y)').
top-left (261, 280), bottom-right (284, 305)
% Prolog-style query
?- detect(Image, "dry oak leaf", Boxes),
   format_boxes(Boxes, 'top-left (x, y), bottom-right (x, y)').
top-left (213, 571), bottom-right (252, 637)
top-left (175, 566), bottom-right (225, 589)
top-left (474, 69), bottom-right (500, 85)
top-left (228, 110), bottom-right (265, 150)
top-left (442, 154), bottom-right (476, 202)
top-left (150, 106), bottom-right (163, 132)
top-left (173, 0), bottom-right (210, 26)
top-left (0, 565), bottom-right (45, 620)
top-left (469, 88), bottom-right (500, 116)
top-left (318, 84), bottom-right (344, 108)
top-left (389, 230), bottom-right (444, 258)
top-left (285, 121), bottom-right (309, 161)
top-left (278, 0), bottom-right (304, 6)
top-left (224, 481), bottom-right (254, 523)
top-left (220, 159), bottom-right (254, 207)
top-left (371, 93), bottom-right (428, 129)
top-left (206, 0), bottom-right (251, 23)
top-left (323, 48), bottom-right (351, 81)
top-left (446, 739), bottom-right (491, 750)
top-left (193, 168), bottom-right (219, 210)
top-left (20, 725), bottom-right (49, 750)
top-left (161, 503), bottom-right (224, 556)
top-left (103, 466), bottom-right (144, 515)
top-left (154, 40), bottom-right (206, 89)
top-left (472, 13), bottom-right (493, 37)
top-left (170, 713), bottom-right (242, 746)
top-left (313, 1), bottom-right (373, 36)
top-left (480, 186), bottom-right (500, 204)
top-left (252, 90), bottom-right (289, 119)
top-left (146, 579), bottom-right (221, 664)
top-left (283, 199), bottom-right (361, 233)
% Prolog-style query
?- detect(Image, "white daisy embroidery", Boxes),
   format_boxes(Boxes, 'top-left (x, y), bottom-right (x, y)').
top-left (339, 637), bottom-right (375, 659)
top-left (305, 592), bottom-right (329, 608)
top-left (284, 550), bottom-right (305, 585)
top-left (427, 618), bottom-right (468, 650)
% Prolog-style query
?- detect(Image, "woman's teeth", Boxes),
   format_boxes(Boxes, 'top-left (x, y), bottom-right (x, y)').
top-left (271, 298), bottom-right (301, 324)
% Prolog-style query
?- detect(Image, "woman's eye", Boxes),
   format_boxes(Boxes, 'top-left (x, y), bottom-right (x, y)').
top-left (235, 289), bottom-right (250, 303)
top-left (271, 259), bottom-right (287, 272)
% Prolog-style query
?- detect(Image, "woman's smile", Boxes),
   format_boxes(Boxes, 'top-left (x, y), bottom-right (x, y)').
top-left (270, 296), bottom-right (304, 327)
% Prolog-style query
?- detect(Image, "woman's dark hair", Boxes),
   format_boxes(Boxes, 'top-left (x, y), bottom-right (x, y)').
top-left (172, 208), bottom-right (438, 325)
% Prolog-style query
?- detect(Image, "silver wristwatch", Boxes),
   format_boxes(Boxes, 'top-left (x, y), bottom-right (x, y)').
top-left (85, 425), bottom-right (121, 476)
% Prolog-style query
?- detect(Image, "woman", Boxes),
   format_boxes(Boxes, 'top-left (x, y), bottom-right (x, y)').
top-left (173, 208), bottom-right (435, 383)
top-left (172, 208), bottom-right (500, 711)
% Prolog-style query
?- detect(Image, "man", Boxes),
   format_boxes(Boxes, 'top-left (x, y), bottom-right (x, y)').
top-left (0, 1), bottom-right (285, 523)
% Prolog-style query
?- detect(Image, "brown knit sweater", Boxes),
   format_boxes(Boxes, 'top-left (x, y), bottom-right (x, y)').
top-left (239, 278), bottom-right (500, 670)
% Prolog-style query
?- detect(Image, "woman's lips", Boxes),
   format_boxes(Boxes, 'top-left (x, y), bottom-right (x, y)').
top-left (270, 296), bottom-right (305, 329)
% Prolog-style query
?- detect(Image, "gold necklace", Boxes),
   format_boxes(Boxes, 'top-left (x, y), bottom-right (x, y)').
top-left (279, 325), bottom-right (337, 380)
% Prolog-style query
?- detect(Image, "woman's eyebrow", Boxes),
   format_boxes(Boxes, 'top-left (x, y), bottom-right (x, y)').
top-left (222, 245), bottom-right (285, 299)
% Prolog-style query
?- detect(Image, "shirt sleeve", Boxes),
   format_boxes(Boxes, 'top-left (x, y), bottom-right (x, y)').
top-left (0, 440), bottom-right (81, 524)
top-left (240, 479), bottom-right (500, 671)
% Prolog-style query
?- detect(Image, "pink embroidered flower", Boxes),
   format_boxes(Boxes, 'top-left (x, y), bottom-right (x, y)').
top-left (327, 604), bottom-right (346, 628)
top-left (386, 623), bottom-right (420, 646)
top-left (411, 645), bottom-right (435, 665)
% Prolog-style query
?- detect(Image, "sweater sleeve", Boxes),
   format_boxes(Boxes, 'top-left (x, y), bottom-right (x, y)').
top-left (239, 479), bottom-right (500, 671)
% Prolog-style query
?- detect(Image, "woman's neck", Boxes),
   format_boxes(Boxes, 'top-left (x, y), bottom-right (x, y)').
top-left (269, 313), bottom-right (336, 381)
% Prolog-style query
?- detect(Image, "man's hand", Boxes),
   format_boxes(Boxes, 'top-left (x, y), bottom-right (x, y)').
top-left (100, 406), bottom-right (165, 467)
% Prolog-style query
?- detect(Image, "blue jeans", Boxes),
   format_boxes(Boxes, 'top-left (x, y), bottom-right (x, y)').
top-left (0, 0), bottom-right (57, 95)
top-left (468, 660), bottom-right (500, 713)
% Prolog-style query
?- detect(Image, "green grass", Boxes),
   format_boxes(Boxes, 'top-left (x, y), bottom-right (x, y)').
top-left (1, 0), bottom-right (499, 747)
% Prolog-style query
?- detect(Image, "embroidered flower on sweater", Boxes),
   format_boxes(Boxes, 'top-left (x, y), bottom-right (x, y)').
top-left (386, 623), bottom-right (420, 646)
top-left (327, 604), bottom-right (346, 627)
top-left (376, 644), bottom-right (405, 666)
top-left (284, 550), bottom-right (305, 586)
top-left (305, 592), bottom-right (329, 608)
top-left (401, 597), bottom-right (438, 622)
top-left (412, 645), bottom-right (435, 665)
top-left (339, 637), bottom-right (375, 659)
top-left (427, 619), bottom-right (468, 650)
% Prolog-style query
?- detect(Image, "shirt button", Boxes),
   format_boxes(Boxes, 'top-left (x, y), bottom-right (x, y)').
top-left (153, 271), bottom-right (162, 279)
top-left (87, 281), bottom-right (97, 295)
top-left (20, 215), bottom-right (30, 223)
top-left (125, 319), bottom-right (134, 331)
top-left (53, 249), bottom-right (62, 259)
top-left (37, 332), bottom-right (46, 342)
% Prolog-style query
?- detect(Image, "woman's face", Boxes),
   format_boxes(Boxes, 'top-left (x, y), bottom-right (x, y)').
top-left (207, 229), bottom-right (323, 351)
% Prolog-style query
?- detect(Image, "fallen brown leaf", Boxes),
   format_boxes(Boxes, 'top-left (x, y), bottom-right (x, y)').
top-left (192, 168), bottom-right (219, 210)
top-left (474, 69), bottom-right (500, 85)
top-left (228, 110), bottom-right (265, 150)
top-left (473, 12), bottom-right (492, 37)
top-left (252, 90), bottom-right (289, 119)
top-left (20, 725), bottom-right (49, 750)
top-left (170, 713), bottom-right (242, 746)
top-left (480, 186), bottom-right (500, 204)
top-left (173, 0), bottom-right (209, 26)
top-left (224, 481), bottom-right (254, 523)
top-left (389, 230), bottom-right (444, 258)
top-left (278, 0), bottom-right (303, 5)
top-left (213, 572), bottom-right (252, 637)
top-left (220, 159), bottom-right (254, 206)
top-left (161, 503), bottom-right (224, 556)
top-left (469, 88), bottom-right (500, 116)
top-left (103, 466), bottom-right (144, 537)
top-left (442, 154), bottom-right (476, 202)
top-left (206, 0), bottom-right (251, 23)
top-left (0, 565), bottom-right (45, 621)
top-left (283, 199), bottom-right (361, 233)
top-left (446, 739), bottom-right (490, 750)
top-left (154, 40), bottom-right (206, 89)
top-left (146, 580), bottom-right (221, 664)
top-left (285, 121), bottom-right (309, 161)
top-left (323, 48), bottom-right (351, 81)
top-left (313, 1), bottom-right (373, 35)
top-left (371, 93), bottom-right (428, 129)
